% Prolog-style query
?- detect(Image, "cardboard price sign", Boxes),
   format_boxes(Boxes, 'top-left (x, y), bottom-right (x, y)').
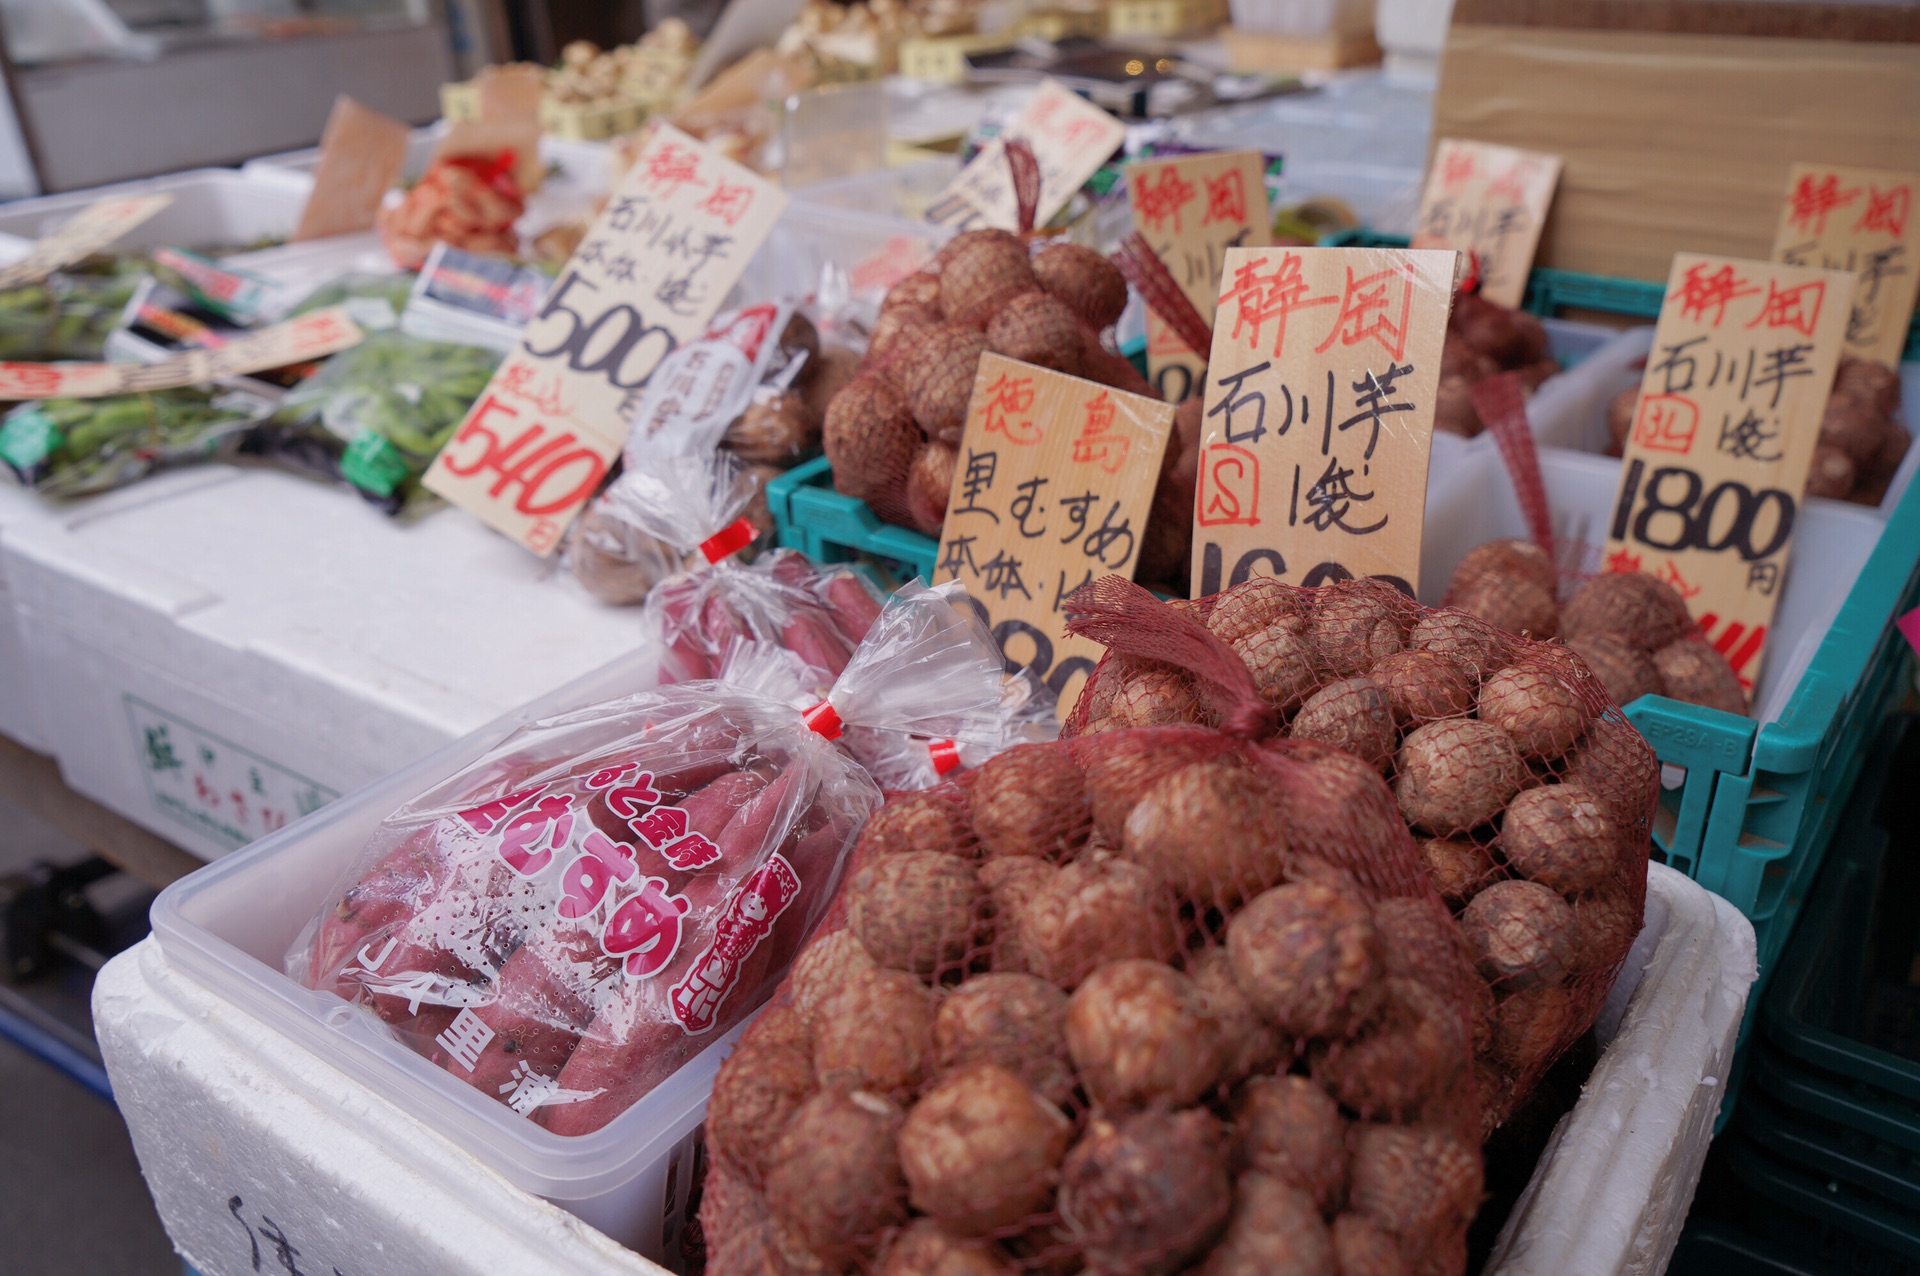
top-left (1411, 140), bottom-right (1561, 310)
top-left (1770, 163), bottom-right (1920, 368)
top-left (1191, 247), bottom-right (1458, 598)
top-left (0, 195), bottom-right (172, 291)
top-left (0, 306), bottom-right (363, 399)
top-left (422, 125), bottom-right (787, 555)
top-left (293, 96), bottom-right (413, 242)
top-left (925, 82), bottom-right (1126, 232)
top-left (935, 353), bottom-right (1174, 716)
top-left (1125, 149), bottom-right (1272, 403)
top-left (1604, 253), bottom-right (1855, 689)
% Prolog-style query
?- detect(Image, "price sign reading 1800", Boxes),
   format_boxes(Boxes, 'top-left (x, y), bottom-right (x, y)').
top-left (423, 125), bottom-right (786, 554)
top-left (1605, 253), bottom-right (1854, 688)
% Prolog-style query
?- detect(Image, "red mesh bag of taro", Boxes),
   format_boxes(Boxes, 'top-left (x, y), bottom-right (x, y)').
top-left (1063, 574), bottom-right (1657, 1133)
top-left (290, 581), bottom-right (1047, 1138)
top-left (700, 589), bottom-right (1492, 1276)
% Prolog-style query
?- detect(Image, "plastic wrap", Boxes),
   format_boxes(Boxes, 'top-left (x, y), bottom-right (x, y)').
top-left (0, 386), bottom-right (279, 497)
top-left (0, 268), bottom-right (140, 362)
top-left (567, 449), bottom-right (765, 607)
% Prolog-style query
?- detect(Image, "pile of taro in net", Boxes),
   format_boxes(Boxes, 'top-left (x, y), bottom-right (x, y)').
top-left (1066, 574), bottom-right (1658, 1133)
top-left (699, 590), bottom-right (1494, 1275)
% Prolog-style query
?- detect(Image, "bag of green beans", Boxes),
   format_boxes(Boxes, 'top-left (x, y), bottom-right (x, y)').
top-left (0, 385), bottom-right (277, 497)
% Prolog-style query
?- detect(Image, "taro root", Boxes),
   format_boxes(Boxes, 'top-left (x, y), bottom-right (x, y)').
top-left (1308, 581), bottom-right (1408, 676)
top-left (969, 746), bottom-right (1089, 861)
top-left (939, 230), bottom-right (1038, 329)
top-left (1477, 667), bottom-right (1588, 761)
top-left (1031, 241), bottom-right (1128, 330)
top-left (987, 292), bottom-right (1085, 375)
top-left (1229, 621), bottom-right (1322, 713)
top-left (724, 392), bottom-right (817, 465)
top-left (812, 967), bottom-right (935, 1093)
top-left (1569, 885), bottom-right (1642, 977)
top-left (932, 972), bottom-right (1074, 1106)
top-left (1498, 783), bottom-right (1615, 894)
top-left (884, 271), bottom-right (943, 314)
top-left (1448, 573), bottom-right (1558, 640)
top-left (1227, 879), bottom-right (1382, 1038)
top-left (1080, 728), bottom-right (1222, 844)
top-left (1460, 880), bottom-right (1575, 992)
top-left (1560, 571), bottom-right (1694, 650)
top-left (1331, 1212), bottom-right (1410, 1276)
top-left (1372, 896), bottom-right (1474, 1000)
top-left (1066, 959), bottom-right (1227, 1109)
top-left (1370, 650), bottom-right (1475, 726)
top-left (1269, 742), bottom-right (1412, 872)
top-left (1394, 720), bottom-right (1527, 834)
top-left (1057, 1109), bottom-right (1232, 1275)
top-left (1417, 837), bottom-right (1496, 907)
top-left (979, 857), bottom-right (1055, 975)
top-left (907, 440), bottom-right (959, 536)
top-left (1568, 633), bottom-right (1664, 706)
top-left (787, 930), bottom-right (878, 1027)
top-left (1080, 658), bottom-right (1206, 734)
top-left (907, 325), bottom-right (992, 444)
top-left (1348, 1125), bottom-right (1481, 1262)
top-left (1121, 760), bottom-right (1290, 906)
top-left (1207, 577), bottom-right (1306, 646)
top-left (1450, 538), bottom-right (1556, 596)
top-left (1807, 446), bottom-right (1857, 499)
top-left (872, 303), bottom-right (940, 361)
top-left (847, 850), bottom-right (982, 976)
top-left (803, 345), bottom-right (862, 426)
top-left (856, 790), bottom-right (970, 860)
top-left (826, 376), bottom-right (922, 505)
top-left (875, 1219), bottom-right (1015, 1276)
top-left (1198, 1173), bottom-right (1334, 1276)
top-left (1233, 1074), bottom-right (1346, 1211)
top-left (708, 1005), bottom-right (817, 1180)
top-left (1651, 637), bottom-right (1747, 716)
top-left (1017, 852), bottom-right (1183, 988)
top-left (1486, 982), bottom-right (1576, 1073)
top-left (1563, 730), bottom-right (1659, 829)
top-left (1406, 611), bottom-right (1497, 677)
top-left (899, 1064), bottom-right (1074, 1235)
top-left (1289, 677), bottom-right (1397, 771)
top-left (1605, 385), bottom-right (1637, 456)
top-left (1311, 977), bottom-right (1467, 1121)
top-left (765, 1089), bottom-right (908, 1265)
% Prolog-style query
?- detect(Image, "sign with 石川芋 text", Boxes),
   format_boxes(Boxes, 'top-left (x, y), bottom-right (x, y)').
top-left (1190, 247), bottom-right (1458, 598)
top-left (1125, 148), bottom-right (1271, 403)
top-left (1604, 253), bottom-right (1855, 690)
top-left (1411, 139), bottom-right (1560, 310)
top-left (1770, 163), bottom-right (1920, 368)
top-left (936, 353), bottom-right (1175, 717)
top-left (924, 81), bottom-right (1126, 233)
top-left (422, 125), bottom-right (786, 555)
top-left (0, 195), bottom-right (172, 291)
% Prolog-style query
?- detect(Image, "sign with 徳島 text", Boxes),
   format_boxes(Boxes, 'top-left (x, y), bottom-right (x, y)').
top-left (1125, 148), bottom-right (1272, 403)
top-left (1411, 139), bottom-right (1560, 310)
top-left (935, 353), bottom-right (1175, 716)
top-left (1190, 246), bottom-right (1458, 598)
top-left (0, 195), bottom-right (172, 291)
top-left (925, 81), bottom-right (1126, 232)
top-left (1604, 253), bottom-right (1854, 690)
top-left (1770, 163), bottom-right (1920, 368)
top-left (422, 125), bottom-right (786, 555)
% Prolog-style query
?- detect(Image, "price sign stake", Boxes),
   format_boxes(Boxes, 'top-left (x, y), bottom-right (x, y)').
top-left (294, 96), bottom-right (412, 241)
top-left (1191, 246), bottom-right (1458, 598)
top-left (935, 352), bottom-right (1175, 716)
top-left (0, 195), bottom-right (172, 292)
top-left (0, 306), bottom-right (363, 399)
top-left (1771, 163), bottom-right (1920, 368)
top-left (1125, 148), bottom-right (1271, 403)
top-left (1411, 140), bottom-right (1560, 310)
top-left (925, 82), bottom-right (1125, 233)
top-left (1604, 253), bottom-right (1855, 689)
top-left (422, 125), bottom-right (787, 555)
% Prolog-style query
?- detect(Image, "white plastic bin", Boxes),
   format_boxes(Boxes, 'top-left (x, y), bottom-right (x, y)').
top-left (733, 161), bottom-right (958, 302)
top-left (1525, 324), bottom-right (1920, 519)
top-left (0, 169), bottom-right (311, 257)
top-left (1427, 317), bottom-right (1622, 490)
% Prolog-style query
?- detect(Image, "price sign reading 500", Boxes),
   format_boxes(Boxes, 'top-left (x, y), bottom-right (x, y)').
top-left (521, 270), bottom-right (677, 390)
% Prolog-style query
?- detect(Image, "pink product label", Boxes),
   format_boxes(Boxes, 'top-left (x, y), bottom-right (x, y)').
top-left (669, 854), bottom-right (801, 1035)
top-left (1897, 606), bottom-right (1920, 656)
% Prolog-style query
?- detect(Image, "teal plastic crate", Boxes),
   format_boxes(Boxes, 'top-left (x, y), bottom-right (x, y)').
top-left (765, 455), bottom-right (940, 581)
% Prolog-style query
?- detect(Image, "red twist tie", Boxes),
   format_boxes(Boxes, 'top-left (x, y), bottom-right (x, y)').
top-left (1113, 233), bottom-right (1214, 356)
top-left (802, 701), bottom-right (843, 740)
top-left (927, 739), bottom-right (962, 776)
top-left (1471, 370), bottom-right (1555, 561)
top-left (1006, 139), bottom-right (1042, 235)
top-left (699, 518), bottom-right (759, 564)
top-left (1458, 251), bottom-right (1484, 297)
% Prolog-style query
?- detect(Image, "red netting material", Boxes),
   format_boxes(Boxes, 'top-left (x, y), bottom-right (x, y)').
top-left (1471, 371), bottom-right (1554, 559)
top-left (1060, 574), bottom-right (1657, 1140)
top-left (702, 594), bottom-right (1491, 1274)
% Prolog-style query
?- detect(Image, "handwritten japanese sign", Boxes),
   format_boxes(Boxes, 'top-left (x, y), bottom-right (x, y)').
top-left (1770, 163), bottom-right (1920, 368)
top-left (1126, 149), bottom-right (1272, 403)
top-left (422, 125), bottom-right (786, 554)
top-left (1604, 253), bottom-right (1855, 689)
top-left (293, 96), bottom-right (412, 242)
top-left (925, 82), bottom-right (1126, 232)
top-left (0, 194), bottom-right (172, 291)
top-left (1191, 247), bottom-right (1458, 598)
top-left (1411, 140), bottom-right (1560, 310)
top-left (936, 353), bottom-right (1174, 716)
top-left (0, 305), bottom-right (363, 399)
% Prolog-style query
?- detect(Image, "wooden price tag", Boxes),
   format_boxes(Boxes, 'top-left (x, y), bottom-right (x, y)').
top-left (935, 353), bottom-right (1175, 717)
top-left (1125, 149), bottom-right (1272, 403)
top-left (1190, 247), bottom-right (1458, 598)
top-left (422, 125), bottom-right (787, 556)
top-left (1604, 253), bottom-right (1855, 689)
top-left (0, 195), bottom-right (172, 291)
top-left (1770, 163), bottom-right (1920, 368)
top-left (925, 82), bottom-right (1126, 232)
top-left (293, 96), bottom-right (412, 242)
top-left (1411, 140), bottom-right (1561, 310)
top-left (0, 306), bottom-right (363, 399)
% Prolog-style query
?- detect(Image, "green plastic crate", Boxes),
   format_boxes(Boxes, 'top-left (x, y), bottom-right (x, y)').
top-left (765, 456), bottom-right (940, 581)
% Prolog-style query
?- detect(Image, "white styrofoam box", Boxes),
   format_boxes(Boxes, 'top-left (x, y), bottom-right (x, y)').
top-left (95, 941), bottom-right (668, 1276)
top-left (1486, 863), bottom-right (1756, 1276)
top-left (0, 482), bottom-right (57, 750)
top-left (3, 467), bottom-right (647, 860)
top-left (138, 643), bottom-right (746, 1261)
top-left (0, 169), bottom-right (311, 257)
top-left (1427, 317), bottom-right (1620, 487)
top-left (1526, 324), bottom-right (1920, 519)
top-left (1421, 444), bottom-right (1887, 724)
